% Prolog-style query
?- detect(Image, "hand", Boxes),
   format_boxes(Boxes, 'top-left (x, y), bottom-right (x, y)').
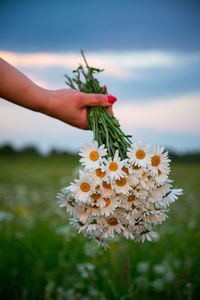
top-left (0, 58), bottom-right (117, 130)
top-left (43, 89), bottom-right (117, 130)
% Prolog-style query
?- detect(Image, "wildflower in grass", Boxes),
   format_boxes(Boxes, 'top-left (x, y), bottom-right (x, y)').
top-left (79, 141), bottom-right (107, 170)
top-left (100, 196), bottom-right (119, 217)
top-left (57, 51), bottom-right (183, 248)
top-left (128, 142), bottom-right (151, 167)
top-left (100, 216), bottom-right (125, 238)
top-left (149, 146), bottom-right (170, 176)
top-left (105, 150), bottom-right (128, 180)
top-left (70, 170), bottom-right (94, 203)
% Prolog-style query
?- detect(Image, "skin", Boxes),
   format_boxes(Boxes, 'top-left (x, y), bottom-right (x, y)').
top-left (0, 58), bottom-right (115, 130)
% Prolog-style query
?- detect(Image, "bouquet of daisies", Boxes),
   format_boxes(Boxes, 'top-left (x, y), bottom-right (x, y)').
top-left (57, 51), bottom-right (182, 248)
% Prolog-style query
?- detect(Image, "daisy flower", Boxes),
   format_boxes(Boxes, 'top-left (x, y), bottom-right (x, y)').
top-left (113, 176), bottom-right (132, 195)
top-left (79, 141), bottom-right (107, 170)
top-left (105, 150), bottom-right (127, 180)
top-left (100, 196), bottom-right (119, 217)
top-left (86, 205), bottom-right (101, 217)
top-left (142, 210), bottom-right (167, 224)
top-left (150, 183), bottom-right (171, 202)
top-left (100, 180), bottom-right (115, 198)
top-left (154, 170), bottom-right (168, 186)
top-left (136, 230), bottom-right (159, 243)
top-left (126, 206), bottom-right (144, 225)
top-left (99, 216), bottom-right (125, 238)
top-left (70, 170), bottom-right (94, 203)
top-left (156, 188), bottom-right (183, 209)
top-left (127, 142), bottom-right (151, 167)
top-left (90, 168), bottom-right (107, 185)
top-left (123, 227), bottom-right (135, 240)
top-left (149, 146), bottom-right (170, 176)
top-left (57, 197), bottom-right (76, 216)
top-left (134, 185), bottom-right (148, 201)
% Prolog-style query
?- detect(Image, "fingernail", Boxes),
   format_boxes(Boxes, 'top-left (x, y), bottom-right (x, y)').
top-left (108, 95), bottom-right (117, 104)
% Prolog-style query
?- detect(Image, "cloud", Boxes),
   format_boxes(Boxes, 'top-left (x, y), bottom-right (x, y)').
top-left (115, 93), bottom-right (200, 134)
top-left (1, 50), bottom-right (200, 80)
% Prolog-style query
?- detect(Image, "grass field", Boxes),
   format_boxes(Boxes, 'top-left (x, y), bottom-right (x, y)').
top-left (0, 155), bottom-right (199, 299)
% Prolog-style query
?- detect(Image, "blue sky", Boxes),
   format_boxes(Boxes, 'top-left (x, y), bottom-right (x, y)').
top-left (0, 0), bottom-right (200, 153)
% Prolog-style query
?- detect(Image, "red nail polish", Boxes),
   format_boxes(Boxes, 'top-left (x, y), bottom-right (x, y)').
top-left (108, 95), bottom-right (117, 104)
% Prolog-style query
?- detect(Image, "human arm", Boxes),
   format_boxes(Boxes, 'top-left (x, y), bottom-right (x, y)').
top-left (0, 58), bottom-right (116, 129)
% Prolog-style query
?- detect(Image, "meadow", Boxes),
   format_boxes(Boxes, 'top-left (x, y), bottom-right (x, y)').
top-left (0, 155), bottom-right (199, 299)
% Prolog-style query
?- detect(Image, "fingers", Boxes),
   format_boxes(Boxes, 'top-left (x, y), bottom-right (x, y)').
top-left (81, 92), bottom-right (117, 107)
top-left (107, 106), bottom-right (114, 116)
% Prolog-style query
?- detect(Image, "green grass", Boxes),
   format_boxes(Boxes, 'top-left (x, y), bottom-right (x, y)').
top-left (0, 156), bottom-right (200, 299)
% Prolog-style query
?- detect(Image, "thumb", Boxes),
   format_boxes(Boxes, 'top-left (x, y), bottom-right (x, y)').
top-left (81, 92), bottom-right (117, 107)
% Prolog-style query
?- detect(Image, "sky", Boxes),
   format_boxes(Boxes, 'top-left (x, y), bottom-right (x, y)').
top-left (0, 0), bottom-right (200, 153)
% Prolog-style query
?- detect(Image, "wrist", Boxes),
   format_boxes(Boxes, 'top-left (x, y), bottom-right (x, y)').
top-left (35, 87), bottom-right (54, 116)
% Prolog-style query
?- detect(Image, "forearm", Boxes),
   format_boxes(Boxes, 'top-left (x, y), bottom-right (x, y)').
top-left (0, 58), bottom-right (47, 112)
top-left (0, 57), bottom-right (115, 129)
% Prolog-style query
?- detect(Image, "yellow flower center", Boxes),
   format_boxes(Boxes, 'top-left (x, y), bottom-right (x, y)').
top-left (80, 182), bottom-right (90, 192)
top-left (128, 195), bottom-right (135, 202)
top-left (132, 166), bottom-right (140, 170)
top-left (96, 168), bottom-right (106, 178)
top-left (122, 166), bottom-right (129, 175)
top-left (136, 149), bottom-right (146, 160)
top-left (104, 198), bottom-right (111, 207)
top-left (109, 162), bottom-right (118, 172)
top-left (92, 205), bottom-right (98, 209)
top-left (68, 200), bottom-right (74, 207)
top-left (103, 182), bottom-right (111, 189)
top-left (116, 177), bottom-right (127, 186)
top-left (151, 155), bottom-right (161, 167)
top-left (91, 193), bottom-right (101, 200)
top-left (96, 185), bottom-right (100, 190)
top-left (89, 150), bottom-right (99, 161)
top-left (107, 217), bottom-right (118, 226)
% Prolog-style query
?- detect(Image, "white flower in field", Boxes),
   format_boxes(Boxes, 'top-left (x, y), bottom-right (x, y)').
top-left (134, 185), bottom-right (148, 201)
top-left (70, 170), bottom-right (94, 203)
top-left (126, 194), bottom-right (145, 211)
top-left (77, 208), bottom-right (90, 223)
top-left (79, 223), bottom-right (99, 233)
top-left (89, 192), bottom-right (105, 208)
top-left (100, 196), bottom-right (119, 217)
top-left (69, 218), bottom-right (83, 231)
top-left (129, 165), bottom-right (145, 176)
top-left (127, 142), bottom-right (151, 167)
top-left (128, 172), bottom-right (140, 187)
top-left (123, 227), bottom-right (135, 240)
top-left (57, 188), bottom-right (77, 216)
top-left (58, 138), bottom-right (183, 245)
top-left (154, 171), bottom-right (168, 186)
top-left (139, 172), bottom-right (155, 190)
top-left (99, 216), bottom-right (125, 238)
top-left (156, 188), bottom-right (183, 209)
top-left (132, 223), bottom-right (146, 235)
top-left (86, 205), bottom-right (101, 217)
top-left (90, 167), bottom-right (107, 186)
top-left (57, 197), bottom-right (76, 216)
top-left (143, 210), bottom-right (168, 224)
top-left (79, 141), bottom-right (107, 170)
top-left (150, 183), bottom-right (171, 202)
top-left (149, 146), bottom-right (170, 176)
top-left (100, 180), bottom-right (115, 198)
top-left (113, 176), bottom-right (132, 195)
top-left (105, 150), bottom-right (128, 180)
top-left (136, 230), bottom-right (159, 243)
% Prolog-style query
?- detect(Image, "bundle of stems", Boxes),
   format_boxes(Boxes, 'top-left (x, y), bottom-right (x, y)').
top-left (65, 50), bottom-right (132, 159)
